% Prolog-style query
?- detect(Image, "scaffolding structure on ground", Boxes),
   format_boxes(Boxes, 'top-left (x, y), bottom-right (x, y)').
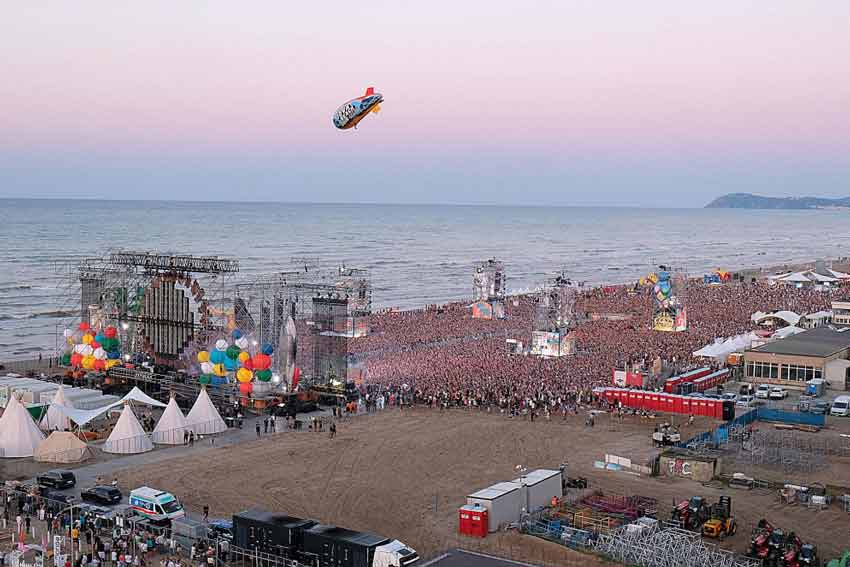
top-left (592, 521), bottom-right (761, 567)
top-left (725, 425), bottom-right (831, 475)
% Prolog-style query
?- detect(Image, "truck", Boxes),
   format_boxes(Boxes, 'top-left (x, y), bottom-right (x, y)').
top-left (128, 487), bottom-right (185, 523)
top-left (652, 423), bottom-right (681, 447)
top-left (233, 509), bottom-right (418, 567)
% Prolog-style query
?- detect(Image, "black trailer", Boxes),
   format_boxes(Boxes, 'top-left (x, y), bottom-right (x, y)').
top-left (302, 524), bottom-right (390, 567)
top-left (233, 509), bottom-right (316, 556)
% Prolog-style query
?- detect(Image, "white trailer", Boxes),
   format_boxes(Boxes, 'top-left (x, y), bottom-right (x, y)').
top-left (467, 482), bottom-right (523, 532)
top-left (512, 469), bottom-right (563, 512)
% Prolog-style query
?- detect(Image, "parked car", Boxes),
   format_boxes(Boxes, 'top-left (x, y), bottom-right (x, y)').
top-left (768, 387), bottom-right (788, 400)
top-left (810, 401), bottom-right (830, 415)
top-left (36, 470), bottom-right (76, 490)
top-left (736, 395), bottom-right (755, 408)
top-left (755, 384), bottom-right (771, 399)
top-left (81, 485), bottom-right (123, 505)
top-left (208, 519), bottom-right (234, 542)
top-left (722, 392), bottom-right (738, 403)
top-left (830, 395), bottom-right (850, 417)
top-left (41, 490), bottom-right (77, 509)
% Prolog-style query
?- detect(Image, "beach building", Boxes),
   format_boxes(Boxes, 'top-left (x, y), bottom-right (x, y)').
top-left (831, 301), bottom-right (850, 326)
top-left (743, 326), bottom-right (850, 390)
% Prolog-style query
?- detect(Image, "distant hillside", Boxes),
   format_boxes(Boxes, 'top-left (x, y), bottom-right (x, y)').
top-left (706, 193), bottom-right (850, 210)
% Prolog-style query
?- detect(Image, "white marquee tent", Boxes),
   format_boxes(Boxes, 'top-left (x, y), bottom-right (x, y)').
top-left (152, 396), bottom-right (191, 445)
top-left (186, 388), bottom-right (227, 435)
top-left (103, 404), bottom-right (153, 454)
top-left (692, 332), bottom-right (759, 360)
top-left (40, 384), bottom-right (74, 431)
top-left (0, 394), bottom-right (45, 458)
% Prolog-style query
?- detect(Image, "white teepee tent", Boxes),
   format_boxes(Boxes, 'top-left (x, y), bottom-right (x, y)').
top-left (35, 431), bottom-right (91, 463)
top-left (186, 388), bottom-right (227, 435)
top-left (0, 394), bottom-right (45, 458)
top-left (103, 403), bottom-right (153, 454)
top-left (41, 384), bottom-right (74, 431)
top-left (152, 396), bottom-right (191, 445)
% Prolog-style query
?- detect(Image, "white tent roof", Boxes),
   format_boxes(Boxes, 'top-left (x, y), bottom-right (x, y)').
top-left (50, 401), bottom-right (121, 427)
top-left (41, 384), bottom-right (74, 431)
top-left (34, 431), bottom-right (91, 463)
top-left (808, 271), bottom-right (838, 283)
top-left (0, 394), bottom-right (45, 458)
top-left (186, 388), bottom-right (227, 435)
top-left (103, 404), bottom-right (153, 454)
top-left (152, 397), bottom-right (191, 445)
top-left (120, 387), bottom-right (166, 408)
top-left (828, 268), bottom-right (850, 280)
top-left (773, 326), bottom-right (805, 339)
top-left (777, 271), bottom-right (814, 283)
top-left (693, 332), bottom-right (758, 359)
top-left (751, 310), bottom-right (801, 326)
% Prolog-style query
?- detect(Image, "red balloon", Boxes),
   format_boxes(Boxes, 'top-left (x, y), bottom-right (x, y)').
top-left (79, 322), bottom-right (90, 331)
top-left (70, 353), bottom-right (83, 367)
top-left (239, 382), bottom-right (253, 395)
top-left (105, 327), bottom-right (117, 339)
top-left (243, 358), bottom-right (254, 370)
top-left (91, 341), bottom-right (100, 349)
top-left (93, 359), bottom-right (106, 371)
top-left (252, 353), bottom-right (271, 371)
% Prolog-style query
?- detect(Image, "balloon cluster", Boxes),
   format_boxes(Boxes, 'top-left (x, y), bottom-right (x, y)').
top-left (196, 329), bottom-right (274, 395)
top-left (653, 271), bottom-right (674, 309)
top-left (63, 322), bottom-right (122, 371)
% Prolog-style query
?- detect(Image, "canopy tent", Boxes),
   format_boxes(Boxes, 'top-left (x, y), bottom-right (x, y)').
top-left (751, 310), bottom-right (801, 327)
top-left (40, 384), bottom-right (74, 431)
top-left (827, 268), bottom-right (850, 280)
top-left (693, 332), bottom-right (758, 360)
top-left (186, 388), bottom-right (227, 435)
top-left (773, 326), bottom-right (805, 339)
top-left (34, 431), bottom-right (91, 463)
top-left (0, 394), bottom-right (45, 458)
top-left (103, 404), bottom-right (153, 454)
top-left (120, 387), bottom-right (166, 408)
top-left (152, 397), bottom-right (191, 445)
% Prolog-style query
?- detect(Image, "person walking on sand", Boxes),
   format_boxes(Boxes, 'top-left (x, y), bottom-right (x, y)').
top-left (255, 422), bottom-right (261, 438)
top-left (329, 422), bottom-right (336, 439)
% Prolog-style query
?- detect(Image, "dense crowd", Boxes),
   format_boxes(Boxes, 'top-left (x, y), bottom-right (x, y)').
top-left (350, 281), bottom-right (838, 411)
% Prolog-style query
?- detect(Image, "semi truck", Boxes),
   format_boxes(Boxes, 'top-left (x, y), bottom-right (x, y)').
top-left (233, 509), bottom-right (418, 567)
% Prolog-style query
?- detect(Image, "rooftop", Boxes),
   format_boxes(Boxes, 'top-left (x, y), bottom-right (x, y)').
top-left (748, 326), bottom-right (850, 358)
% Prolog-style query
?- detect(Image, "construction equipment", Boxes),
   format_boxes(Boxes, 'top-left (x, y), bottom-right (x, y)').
top-left (749, 519), bottom-right (774, 561)
top-left (701, 496), bottom-right (736, 540)
top-left (652, 422), bottom-right (681, 447)
top-left (558, 462), bottom-right (588, 491)
top-left (827, 550), bottom-right (850, 567)
top-left (671, 496), bottom-right (710, 531)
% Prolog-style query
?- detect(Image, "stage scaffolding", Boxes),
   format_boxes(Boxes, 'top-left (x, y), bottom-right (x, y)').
top-left (530, 272), bottom-right (578, 357)
top-left (59, 250), bottom-right (239, 366)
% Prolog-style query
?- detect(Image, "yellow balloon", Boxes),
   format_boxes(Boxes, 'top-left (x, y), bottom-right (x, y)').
top-left (213, 363), bottom-right (227, 377)
top-left (237, 351), bottom-right (250, 363)
top-left (105, 359), bottom-right (120, 369)
top-left (236, 368), bottom-right (253, 383)
top-left (82, 355), bottom-right (95, 369)
top-left (197, 351), bottom-right (210, 363)
top-left (82, 334), bottom-right (93, 345)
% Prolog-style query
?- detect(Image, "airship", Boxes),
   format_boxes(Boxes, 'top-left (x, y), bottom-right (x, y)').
top-left (333, 87), bottom-right (383, 130)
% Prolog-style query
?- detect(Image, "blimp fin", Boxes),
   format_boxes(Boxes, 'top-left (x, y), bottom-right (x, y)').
top-left (364, 87), bottom-right (375, 96)
top-left (371, 104), bottom-right (381, 114)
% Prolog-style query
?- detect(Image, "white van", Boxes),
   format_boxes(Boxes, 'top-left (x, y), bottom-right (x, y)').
top-left (129, 487), bottom-right (185, 522)
top-left (830, 395), bottom-right (850, 417)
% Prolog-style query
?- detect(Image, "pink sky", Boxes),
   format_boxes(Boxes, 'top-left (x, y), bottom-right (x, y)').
top-left (1, 1), bottom-right (849, 204)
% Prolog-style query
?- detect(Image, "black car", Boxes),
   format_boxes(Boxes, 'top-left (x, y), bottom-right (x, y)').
top-left (36, 470), bottom-right (76, 489)
top-left (41, 490), bottom-right (77, 510)
top-left (81, 485), bottom-right (123, 505)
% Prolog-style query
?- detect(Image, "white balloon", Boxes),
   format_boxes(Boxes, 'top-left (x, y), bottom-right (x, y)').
top-left (81, 344), bottom-right (94, 356)
top-left (200, 361), bottom-right (214, 374)
top-left (74, 344), bottom-right (86, 354)
top-left (235, 337), bottom-right (249, 350)
top-left (94, 347), bottom-right (107, 360)
top-left (215, 339), bottom-right (228, 351)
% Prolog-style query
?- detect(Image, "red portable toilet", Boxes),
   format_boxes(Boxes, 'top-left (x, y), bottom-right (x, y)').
top-left (459, 504), bottom-right (488, 537)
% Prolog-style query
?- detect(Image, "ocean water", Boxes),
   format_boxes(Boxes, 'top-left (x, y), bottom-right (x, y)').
top-left (2, 198), bottom-right (850, 360)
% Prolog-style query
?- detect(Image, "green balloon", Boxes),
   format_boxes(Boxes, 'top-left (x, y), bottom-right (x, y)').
top-left (198, 374), bottom-right (212, 385)
top-left (60, 353), bottom-right (71, 366)
top-left (255, 369), bottom-right (272, 382)
top-left (226, 345), bottom-right (241, 360)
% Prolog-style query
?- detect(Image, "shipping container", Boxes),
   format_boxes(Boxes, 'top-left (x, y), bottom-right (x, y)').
top-left (511, 469), bottom-right (563, 513)
top-left (467, 482), bottom-right (523, 532)
top-left (302, 524), bottom-right (390, 567)
top-left (233, 509), bottom-right (316, 555)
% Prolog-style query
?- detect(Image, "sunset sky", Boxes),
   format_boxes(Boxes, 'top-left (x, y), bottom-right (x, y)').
top-left (2, 1), bottom-right (848, 206)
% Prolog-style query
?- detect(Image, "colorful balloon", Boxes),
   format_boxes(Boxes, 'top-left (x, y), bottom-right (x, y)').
top-left (198, 374), bottom-right (212, 385)
top-left (200, 361), bottom-right (214, 374)
top-left (261, 343), bottom-right (273, 355)
top-left (215, 339), bottom-right (228, 351)
top-left (104, 326), bottom-right (117, 339)
top-left (236, 368), bottom-right (253, 383)
top-left (82, 355), bottom-right (95, 369)
top-left (235, 337), bottom-right (249, 350)
top-left (197, 350), bottom-right (210, 363)
top-left (210, 350), bottom-right (226, 364)
top-left (232, 329), bottom-right (243, 339)
top-left (226, 345), bottom-right (241, 360)
top-left (239, 382), bottom-right (253, 395)
top-left (79, 322), bottom-right (90, 331)
top-left (93, 359), bottom-right (106, 371)
top-left (255, 369), bottom-right (272, 382)
top-left (82, 333), bottom-right (93, 345)
top-left (213, 363), bottom-right (227, 377)
top-left (252, 353), bottom-right (271, 371)
top-left (237, 351), bottom-right (250, 363)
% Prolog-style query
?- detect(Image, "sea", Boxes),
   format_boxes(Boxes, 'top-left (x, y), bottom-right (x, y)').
top-left (2, 198), bottom-right (850, 361)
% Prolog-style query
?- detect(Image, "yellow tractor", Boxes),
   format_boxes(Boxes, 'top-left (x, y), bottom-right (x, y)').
top-left (702, 496), bottom-right (737, 540)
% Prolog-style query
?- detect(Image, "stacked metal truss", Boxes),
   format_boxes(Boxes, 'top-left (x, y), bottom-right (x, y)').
top-left (593, 522), bottom-right (760, 567)
top-left (732, 428), bottom-right (828, 474)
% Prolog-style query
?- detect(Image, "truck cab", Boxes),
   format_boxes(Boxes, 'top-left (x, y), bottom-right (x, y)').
top-left (129, 487), bottom-right (185, 523)
top-left (373, 540), bottom-right (419, 567)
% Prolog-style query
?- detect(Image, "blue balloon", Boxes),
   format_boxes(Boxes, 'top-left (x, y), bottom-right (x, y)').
top-left (107, 351), bottom-right (121, 360)
top-left (95, 334), bottom-right (106, 343)
top-left (211, 376), bottom-right (228, 386)
top-left (232, 329), bottom-right (243, 339)
top-left (261, 343), bottom-right (274, 355)
top-left (223, 357), bottom-right (238, 371)
top-left (210, 350), bottom-right (226, 364)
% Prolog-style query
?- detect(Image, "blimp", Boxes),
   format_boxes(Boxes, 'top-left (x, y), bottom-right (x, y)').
top-left (333, 87), bottom-right (383, 130)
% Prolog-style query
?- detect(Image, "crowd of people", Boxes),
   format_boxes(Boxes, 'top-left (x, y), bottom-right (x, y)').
top-left (349, 280), bottom-right (839, 413)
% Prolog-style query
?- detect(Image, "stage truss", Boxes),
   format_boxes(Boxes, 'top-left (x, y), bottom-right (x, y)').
top-left (59, 250), bottom-right (239, 366)
top-left (530, 272), bottom-right (578, 357)
top-left (472, 258), bottom-right (507, 319)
